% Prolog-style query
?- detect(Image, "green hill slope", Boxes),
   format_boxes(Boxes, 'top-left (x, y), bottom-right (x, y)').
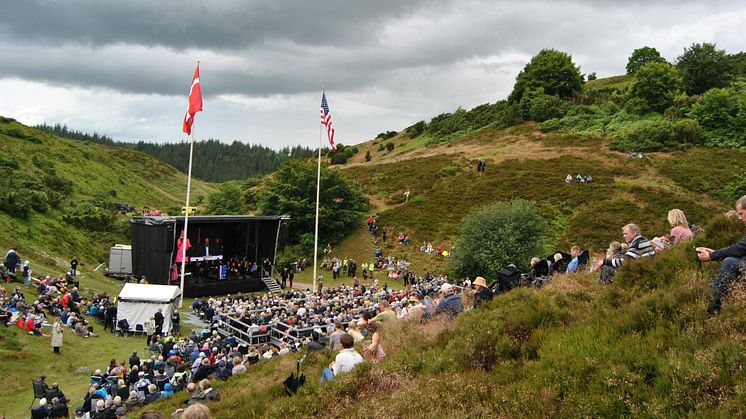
top-left (318, 122), bottom-right (739, 278)
top-left (0, 116), bottom-right (215, 265)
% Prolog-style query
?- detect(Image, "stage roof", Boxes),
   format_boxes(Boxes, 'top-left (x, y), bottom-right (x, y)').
top-left (131, 215), bottom-right (288, 225)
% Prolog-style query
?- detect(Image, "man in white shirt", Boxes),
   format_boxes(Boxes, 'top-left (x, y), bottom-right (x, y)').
top-left (320, 333), bottom-right (364, 383)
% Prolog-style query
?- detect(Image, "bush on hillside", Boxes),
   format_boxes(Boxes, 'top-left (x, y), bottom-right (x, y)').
top-left (629, 62), bottom-right (682, 114)
top-left (405, 121), bottom-right (426, 137)
top-left (450, 200), bottom-right (544, 277)
top-left (539, 118), bottom-right (563, 132)
top-left (376, 131), bottom-right (398, 140)
top-left (608, 119), bottom-right (677, 152)
top-left (665, 94), bottom-right (696, 119)
top-left (330, 153), bottom-right (348, 165)
top-left (689, 84), bottom-right (746, 148)
top-left (63, 201), bottom-right (116, 231)
top-left (559, 105), bottom-right (608, 134)
top-left (518, 88), bottom-right (566, 122)
top-left (365, 150), bottom-right (371, 162)
top-left (428, 108), bottom-right (469, 137)
top-left (386, 142), bottom-right (395, 152)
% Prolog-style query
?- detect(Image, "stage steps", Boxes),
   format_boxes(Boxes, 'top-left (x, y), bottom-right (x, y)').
top-left (262, 276), bottom-right (282, 293)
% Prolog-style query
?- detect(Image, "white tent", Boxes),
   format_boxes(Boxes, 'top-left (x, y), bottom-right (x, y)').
top-left (116, 284), bottom-right (181, 333)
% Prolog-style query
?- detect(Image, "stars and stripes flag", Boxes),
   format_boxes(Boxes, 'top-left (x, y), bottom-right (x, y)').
top-left (182, 63), bottom-right (203, 135)
top-left (320, 91), bottom-right (336, 151)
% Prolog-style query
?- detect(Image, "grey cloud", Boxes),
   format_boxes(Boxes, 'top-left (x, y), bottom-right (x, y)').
top-left (0, 0), bottom-right (430, 50)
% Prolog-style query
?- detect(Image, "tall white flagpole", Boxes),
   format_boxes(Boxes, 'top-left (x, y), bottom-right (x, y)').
top-left (312, 88), bottom-right (324, 294)
top-left (179, 61), bottom-right (200, 308)
top-left (179, 127), bottom-right (195, 308)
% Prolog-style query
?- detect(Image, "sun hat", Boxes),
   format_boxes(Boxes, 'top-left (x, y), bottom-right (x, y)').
top-left (473, 276), bottom-right (488, 288)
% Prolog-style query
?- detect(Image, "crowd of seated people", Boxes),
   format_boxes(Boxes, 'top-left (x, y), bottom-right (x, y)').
top-left (28, 272), bottom-right (463, 417)
top-left (0, 276), bottom-right (104, 338)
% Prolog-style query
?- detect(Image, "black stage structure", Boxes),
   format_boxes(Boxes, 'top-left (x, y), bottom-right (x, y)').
top-left (130, 215), bottom-right (289, 298)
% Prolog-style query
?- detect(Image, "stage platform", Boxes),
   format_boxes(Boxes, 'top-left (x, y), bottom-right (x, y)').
top-left (182, 278), bottom-right (268, 298)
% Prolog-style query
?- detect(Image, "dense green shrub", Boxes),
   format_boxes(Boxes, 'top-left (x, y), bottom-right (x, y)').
top-left (519, 88), bottom-right (565, 122)
top-left (330, 153), bottom-right (348, 165)
top-left (375, 131), bottom-right (398, 140)
top-left (405, 121), bottom-right (426, 137)
top-left (689, 85), bottom-right (746, 147)
top-left (450, 200), bottom-right (544, 276)
top-left (608, 119), bottom-right (676, 152)
top-left (671, 118), bottom-right (703, 145)
top-left (629, 62), bottom-right (682, 114)
top-left (386, 142), bottom-right (395, 152)
top-left (364, 151), bottom-right (371, 162)
top-left (63, 201), bottom-right (116, 231)
top-left (559, 105), bottom-right (608, 134)
top-left (539, 118), bottom-right (563, 132)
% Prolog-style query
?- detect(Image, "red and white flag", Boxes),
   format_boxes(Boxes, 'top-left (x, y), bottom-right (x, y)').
top-left (320, 91), bottom-right (336, 151)
top-left (182, 63), bottom-right (203, 135)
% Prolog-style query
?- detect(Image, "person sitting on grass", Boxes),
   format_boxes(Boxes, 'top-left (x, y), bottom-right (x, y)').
top-left (597, 223), bottom-right (655, 284)
top-left (434, 283), bottom-right (464, 318)
top-left (144, 383), bottom-right (160, 404)
top-left (655, 209), bottom-right (694, 248)
top-left (188, 379), bottom-right (220, 405)
top-left (320, 333), bottom-right (364, 383)
top-left (697, 195), bottom-right (746, 316)
top-left (566, 246), bottom-right (582, 273)
top-left (473, 276), bottom-right (493, 308)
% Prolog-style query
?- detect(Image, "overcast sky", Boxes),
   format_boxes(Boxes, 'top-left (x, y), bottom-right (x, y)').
top-left (1, 1), bottom-right (744, 149)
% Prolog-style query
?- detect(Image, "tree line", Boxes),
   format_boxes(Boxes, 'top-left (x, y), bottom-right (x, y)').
top-left (120, 140), bottom-right (315, 182)
top-left (32, 124), bottom-right (316, 183)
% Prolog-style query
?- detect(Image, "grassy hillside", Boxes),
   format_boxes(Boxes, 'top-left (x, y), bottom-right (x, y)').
top-left (0, 116), bottom-right (215, 266)
top-left (321, 122), bottom-right (737, 277)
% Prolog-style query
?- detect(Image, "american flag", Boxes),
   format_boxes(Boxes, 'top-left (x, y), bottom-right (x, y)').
top-left (320, 91), bottom-right (336, 151)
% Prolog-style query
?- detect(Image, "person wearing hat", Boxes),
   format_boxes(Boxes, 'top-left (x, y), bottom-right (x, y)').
top-left (434, 283), bottom-right (463, 318)
top-left (473, 276), bottom-right (493, 308)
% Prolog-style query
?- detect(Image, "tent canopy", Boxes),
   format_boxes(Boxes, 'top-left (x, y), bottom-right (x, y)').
top-left (118, 283), bottom-right (181, 304)
top-left (116, 284), bottom-right (181, 332)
